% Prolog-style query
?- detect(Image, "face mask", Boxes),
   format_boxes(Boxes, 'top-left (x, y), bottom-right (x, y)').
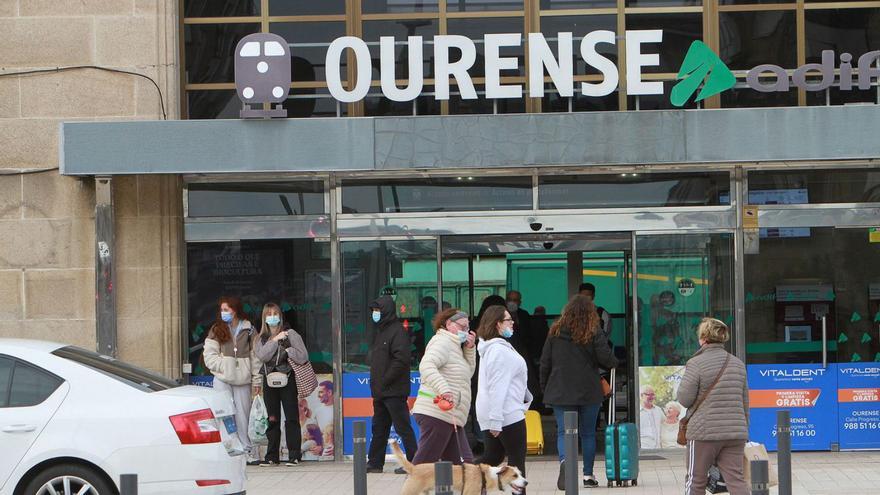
top-left (501, 327), bottom-right (514, 339)
top-left (266, 315), bottom-right (281, 326)
top-left (371, 311), bottom-right (381, 323)
top-left (458, 330), bottom-right (468, 344)
top-left (221, 311), bottom-right (233, 323)
top-left (507, 301), bottom-right (519, 312)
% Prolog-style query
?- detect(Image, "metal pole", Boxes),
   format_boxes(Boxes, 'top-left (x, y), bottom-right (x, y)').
top-left (353, 420), bottom-right (367, 495)
top-left (777, 410), bottom-right (792, 495)
top-left (564, 410), bottom-right (579, 495)
top-left (821, 316), bottom-right (828, 368)
top-left (435, 461), bottom-right (453, 495)
top-left (95, 177), bottom-right (117, 357)
top-left (119, 474), bottom-right (137, 495)
top-left (749, 460), bottom-right (770, 495)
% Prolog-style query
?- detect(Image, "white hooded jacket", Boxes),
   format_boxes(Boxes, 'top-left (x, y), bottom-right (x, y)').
top-left (475, 337), bottom-right (533, 432)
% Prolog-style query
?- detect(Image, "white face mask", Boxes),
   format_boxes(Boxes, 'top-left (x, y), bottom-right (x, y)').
top-left (372, 311), bottom-right (381, 323)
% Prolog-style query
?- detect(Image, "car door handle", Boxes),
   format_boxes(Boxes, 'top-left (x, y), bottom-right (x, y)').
top-left (2, 424), bottom-right (37, 433)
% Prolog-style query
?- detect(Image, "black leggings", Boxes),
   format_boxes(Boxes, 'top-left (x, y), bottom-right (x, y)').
top-left (480, 419), bottom-right (527, 480)
top-left (262, 375), bottom-right (301, 462)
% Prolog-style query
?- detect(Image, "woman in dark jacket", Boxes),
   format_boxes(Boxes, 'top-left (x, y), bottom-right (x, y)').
top-left (540, 295), bottom-right (618, 489)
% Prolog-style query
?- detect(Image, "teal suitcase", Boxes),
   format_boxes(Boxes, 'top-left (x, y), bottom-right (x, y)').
top-left (604, 369), bottom-right (639, 487)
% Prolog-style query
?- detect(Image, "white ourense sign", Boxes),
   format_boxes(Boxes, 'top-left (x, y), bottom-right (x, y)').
top-left (325, 30), bottom-right (664, 103)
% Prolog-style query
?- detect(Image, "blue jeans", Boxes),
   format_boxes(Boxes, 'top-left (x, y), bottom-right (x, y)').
top-left (553, 404), bottom-right (601, 476)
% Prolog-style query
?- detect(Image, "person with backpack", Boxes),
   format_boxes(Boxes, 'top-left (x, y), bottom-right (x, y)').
top-left (540, 294), bottom-right (618, 489)
top-left (254, 302), bottom-right (308, 466)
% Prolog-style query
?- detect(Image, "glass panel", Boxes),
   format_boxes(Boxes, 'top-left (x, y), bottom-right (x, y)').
top-left (721, 82), bottom-right (798, 108)
top-left (541, 0), bottom-right (616, 8)
top-left (9, 363), bottom-right (63, 407)
top-left (0, 356), bottom-right (12, 407)
top-left (286, 88), bottom-right (348, 118)
top-left (539, 15), bottom-right (617, 77)
top-left (447, 18), bottom-right (526, 77)
top-left (187, 182), bottom-right (325, 217)
top-left (447, 0), bottom-right (525, 12)
top-left (744, 228), bottom-right (880, 366)
top-left (363, 0), bottom-right (440, 14)
top-left (720, 0), bottom-right (793, 4)
top-left (185, 24), bottom-right (261, 84)
top-left (53, 347), bottom-right (178, 392)
top-left (574, 89), bottom-right (619, 111)
top-left (187, 90), bottom-right (241, 119)
top-left (449, 86), bottom-right (496, 114)
top-left (270, 22), bottom-right (347, 83)
top-left (748, 169), bottom-right (880, 204)
top-left (184, 0), bottom-right (260, 17)
top-left (719, 11), bottom-right (797, 70)
top-left (540, 172), bottom-right (730, 209)
top-left (806, 86), bottom-right (878, 107)
top-left (342, 240), bottom-right (438, 369)
top-left (626, 0), bottom-right (701, 6)
top-left (806, 9), bottom-right (880, 64)
top-left (365, 93), bottom-right (440, 116)
top-left (628, 80), bottom-right (699, 110)
top-left (269, 0), bottom-right (346, 15)
top-left (186, 239), bottom-right (334, 378)
top-left (341, 176), bottom-right (533, 213)
top-left (626, 14), bottom-right (702, 74)
top-left (362, 19), bottom-right (438, 81)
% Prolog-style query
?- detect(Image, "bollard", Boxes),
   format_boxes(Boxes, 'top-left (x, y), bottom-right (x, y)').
top-left (353, 420), bottom-right (367, 495)
top-left (435, 461), bottom-right (454, 495)
top-left (120, 474), bottom-right (137, 495)
top-left (749, 459), bottom-right (770, 495)
top-left (564, 410), bottom-right (579, 495)
top-left (776, 410), bottom-right (791, 495)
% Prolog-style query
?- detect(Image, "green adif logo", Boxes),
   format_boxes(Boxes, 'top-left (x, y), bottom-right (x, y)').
top-left (670, 41), bottom-right (736, 107)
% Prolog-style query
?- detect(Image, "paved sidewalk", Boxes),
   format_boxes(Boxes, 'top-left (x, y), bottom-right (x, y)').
top-left (245, 451), bottom-right (880, 495)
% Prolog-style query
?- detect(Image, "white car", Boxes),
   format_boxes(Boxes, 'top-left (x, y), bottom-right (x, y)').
top-left (0, 339), bottom-right (246, 495)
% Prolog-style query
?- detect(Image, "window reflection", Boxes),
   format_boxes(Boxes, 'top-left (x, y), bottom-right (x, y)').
top-left (188, 182), bottom-right (325, 217)
top-left (185, 24), bottom-right (260, 84)
top-left (269, 0), bottom-right (346, 15)
top-left (539, 15), bottom-right (617, 78)
top-left (540, 0), bottom-right (616, 8)
top-left (805, 9), bottom-right (880, 64)
top-left (748, 169), bottom-right (880, 204)
top-left (447, 18), bottom-right (527, 77)
top-left (187, 90), bottom-right (241, 119)
top-left (270, 22), bottom-right (347, 83)
top-left (719, 11), bottom-right (797, 70)
top-left (341, 177), bottom-right (533, 213)
top-left (363, 0), bottom-right (440, 13)
top-left (626, 14), bottom-right (702, 74)
top-left (184, 0), bottom-right (260, 17)
top-left (447, 0), bottom-right (525, 12)
top-left (362, 20), bottom-right (438, 81)
top-left (539, 173), bottom-right (731, 209)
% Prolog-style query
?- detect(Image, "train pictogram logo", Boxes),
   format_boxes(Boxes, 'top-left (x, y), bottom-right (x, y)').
top-left (234, 33), bottom-right (291, 118)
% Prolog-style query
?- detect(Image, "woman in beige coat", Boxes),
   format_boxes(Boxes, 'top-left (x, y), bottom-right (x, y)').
top-left (410, 309), bottom-right (476, 465)
top-left (676, 318), bottom-right (750, 495)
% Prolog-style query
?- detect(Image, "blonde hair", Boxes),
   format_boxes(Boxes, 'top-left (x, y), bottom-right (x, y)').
top-left (260, 303), bottom-right (285, 339)
top-left (697, 317), bottom-right (729, 344)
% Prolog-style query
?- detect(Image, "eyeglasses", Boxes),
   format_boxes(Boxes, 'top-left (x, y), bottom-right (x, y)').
top-left (502, 318), bottom-right (514, 323)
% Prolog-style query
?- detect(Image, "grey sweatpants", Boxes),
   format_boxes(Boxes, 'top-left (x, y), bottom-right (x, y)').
top-left (214, 378), bottom-right (254, 455)
top-left (684, 439), bottom-right (748, 495)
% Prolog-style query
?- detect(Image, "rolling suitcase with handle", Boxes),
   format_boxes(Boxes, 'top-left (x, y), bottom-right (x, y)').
top-left (525, 410), bottom-right (544, 455)
top-left (604, 369), bottom-right (639, 487)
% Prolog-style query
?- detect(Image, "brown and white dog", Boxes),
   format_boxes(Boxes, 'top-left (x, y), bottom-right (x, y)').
top-left (390, 441), bottom-right (528, 495)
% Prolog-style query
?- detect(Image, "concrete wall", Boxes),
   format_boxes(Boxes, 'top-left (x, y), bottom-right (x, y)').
top-left (0, 1), bottom-right (183, 376)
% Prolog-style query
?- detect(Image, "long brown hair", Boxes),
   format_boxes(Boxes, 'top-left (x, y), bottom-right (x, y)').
top-left (209, 296), bottom-right (245, 344)
top-left (549, 294), bottom-right (599, 345)
top-left (476, 305), bottom-right (508, 341)
top-left (433, 307), bottom-right (464, 331)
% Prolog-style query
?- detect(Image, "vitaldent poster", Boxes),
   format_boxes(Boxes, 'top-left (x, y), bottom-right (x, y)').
top-left (838, 364), bottom-right (880, 450)
top-left (638, 366), bottom-right (687, 449)
top-left (747, 364), bottom-right (837, 451)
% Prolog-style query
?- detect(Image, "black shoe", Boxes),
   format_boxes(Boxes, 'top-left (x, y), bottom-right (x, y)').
top-left (557, 464), bottom-right (565, 491)
top-left (394, 467), bottom-right (407, 475)
top-left (246, 459), bottom-right (261, 466)
top-left (259, 460), bottom-right (279, 467)
top-left (584, 477), bottom-right (599, 488)
top-left (285, 459), bottom-right (300, 466)
top-left (366, 467), bottom-right (383, 474)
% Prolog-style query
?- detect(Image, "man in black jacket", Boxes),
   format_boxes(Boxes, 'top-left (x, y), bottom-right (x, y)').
top-left (366, 295), bottom-right (418, 473)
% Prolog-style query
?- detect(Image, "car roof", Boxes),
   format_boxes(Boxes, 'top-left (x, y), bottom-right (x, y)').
top-left (0, 338), bottom-right (67, 353)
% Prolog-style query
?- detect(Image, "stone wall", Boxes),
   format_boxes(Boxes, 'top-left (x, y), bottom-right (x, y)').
top-left (0, 1), bottom-right (183, 377)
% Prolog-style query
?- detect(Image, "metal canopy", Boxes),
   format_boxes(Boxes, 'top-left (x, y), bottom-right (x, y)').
top-left (61, 106), bottom-right (880, 176)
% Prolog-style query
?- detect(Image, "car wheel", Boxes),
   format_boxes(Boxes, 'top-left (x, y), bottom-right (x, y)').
top-left (23, 464), bottom-right (115, 495)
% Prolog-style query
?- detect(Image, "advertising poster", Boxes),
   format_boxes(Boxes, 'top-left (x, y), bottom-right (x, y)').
top-left (838, 364), bottom-right (880, 450)
top-left (638, 366), bottom-right (687, 449)
top-left (194, 374), bottom-right (336, 461)
top-left (341, 372), bottom-right (421, 456)
top-left (747, 364), bottom-right (837, 451)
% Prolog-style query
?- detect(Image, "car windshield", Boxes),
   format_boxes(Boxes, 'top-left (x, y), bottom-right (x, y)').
top-left (52, 346), bottom-right (179, 392)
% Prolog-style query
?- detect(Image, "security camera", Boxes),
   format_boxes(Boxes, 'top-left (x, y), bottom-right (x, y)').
top-left (543, 242), bottom-right (554, 250)
top-left (529, 219), bottom-right (542, 231)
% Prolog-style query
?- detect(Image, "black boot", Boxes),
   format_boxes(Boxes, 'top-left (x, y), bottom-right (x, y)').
top-left (557, 463), bottom-right (565, 491)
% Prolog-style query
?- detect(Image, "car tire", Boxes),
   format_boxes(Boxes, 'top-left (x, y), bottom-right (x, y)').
top-left (22, 464), bottom-right (115, 495)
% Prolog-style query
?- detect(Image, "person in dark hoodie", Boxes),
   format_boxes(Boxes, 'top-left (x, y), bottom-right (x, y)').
top-left (366, 295), bottom-right (419, 474)
top-left (540, 294), bottom-right (618, 490)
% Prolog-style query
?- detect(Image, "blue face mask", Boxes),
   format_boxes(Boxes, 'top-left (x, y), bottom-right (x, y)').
top-left (266, 315), bottom-right (281, 326)
top-left (500, 327), bottom-right (514, 339)
top-left (372, 311), bottom-right (381, 323)
top-left (221, 311), bottom-right (233, 323)
top-left (458, 330), bottom-right (468, 344)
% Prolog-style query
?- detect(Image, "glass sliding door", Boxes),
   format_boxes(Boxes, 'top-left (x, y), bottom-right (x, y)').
top-left (633, 232), bottom-right (735, 451)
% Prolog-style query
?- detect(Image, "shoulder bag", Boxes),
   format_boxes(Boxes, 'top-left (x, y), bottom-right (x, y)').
top-left (290, 357), bottom-right (319, 399)
top-left (265, 344), bottom-right (290, 389)
top-left (677, 353), bottom-right (731, 446)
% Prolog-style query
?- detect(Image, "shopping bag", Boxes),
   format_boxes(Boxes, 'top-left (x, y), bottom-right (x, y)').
top-left (744, 442), bottom-right (778, 487)
top-left (248, 395), bottom-right (269, 445)
top-left (291, 358), bottom-right (319, 399)
top-left (706, 465), bottom-right (728, 494)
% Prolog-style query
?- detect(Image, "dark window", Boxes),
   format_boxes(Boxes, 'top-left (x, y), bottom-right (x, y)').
top-left (8, 361), bottom-right (63, 407)
top-left (721, 82), bottom-right (798, 108)
top-left (719, 11), bottom-right (797, 70)
top-left (748, 169), bottom-right (880, 204)
top-left (365, 95), bottom-right (441, 116)
top-left (447, 18), bottom-right (527, 77)
top-left (363, 0), bottom-right (440, 14)
top-left (447, 0), bottom-right (524, 12)
top-left (342, 177), bottom-right (534, 213)
top-left (720, 0), bottom-right (793, 4)
top-left (626, 13), bottom-right (702, 74)
top-left (286, 88), bottom-right (348, 118)
top-left (448, 85), bottom-right (497, 114)
top-left (539, 15), bottom-right (617, 78)
top-left (53, 347), bottom-right (177, 393)
top-left (185, 24), bottom-right (261, 84)
top-left (540, 0), bottom-right (616, 8)
top-left (362, 20), bottom-right (438, 82)
top-left (0, 357), bottom-right (12, 407)
top-left (186, 90), bottom-right (240, 119)
top-left (270, 22), bottom-right (347, 84)
top-left (269, 0), bottom-right (346, 15)
top-left (539, 173), bottom-right (731, 209)
top-left (629, 80), bottom-right (699, 110)
top-left (183, 0), bottom-right (260, 17)
top-left (626, 0), bottom-right (701, 6)
top-left (806, 9), bottom-right (880, 64)
top-left (188, 182), bottom-right (325, 217)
